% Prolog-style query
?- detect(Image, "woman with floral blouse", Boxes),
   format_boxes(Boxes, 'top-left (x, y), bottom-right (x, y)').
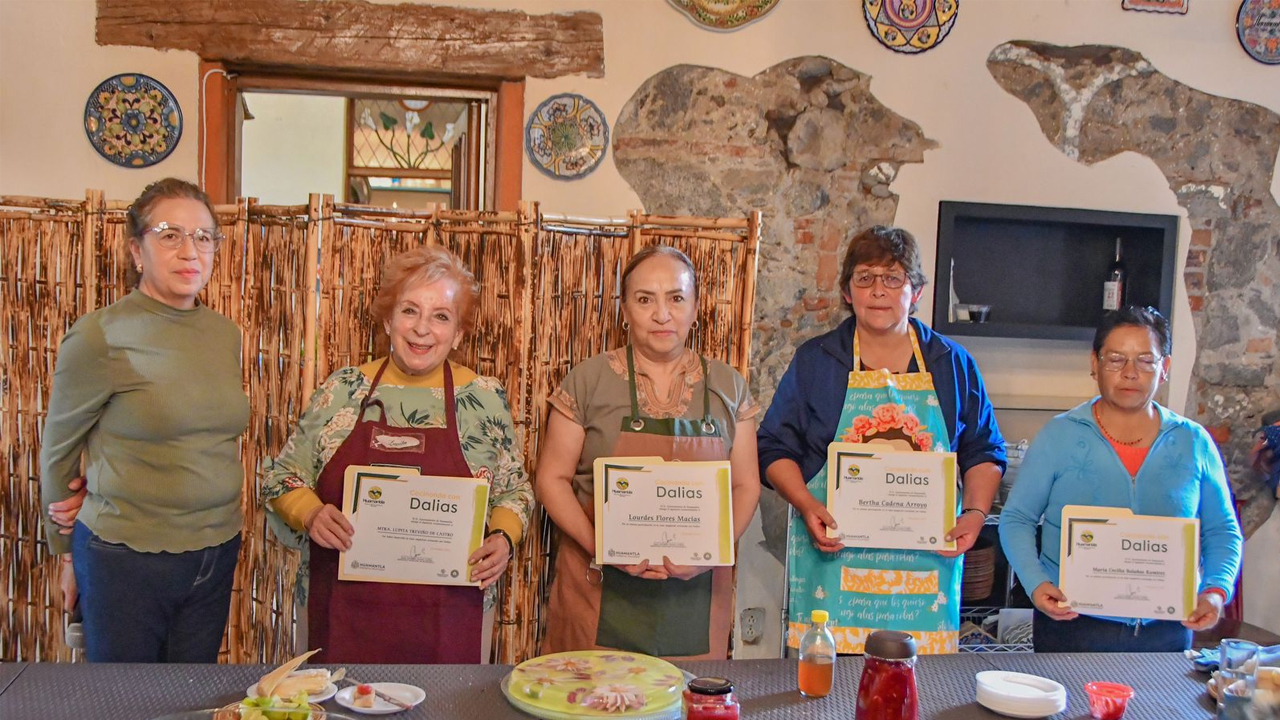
top-left (261, 246), bottom-right (532, 664)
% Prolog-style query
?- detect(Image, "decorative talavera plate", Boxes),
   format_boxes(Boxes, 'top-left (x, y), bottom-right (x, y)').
top-left (525, 94), bottom-right (609, 180)
top-left (84, 73), bottom-right (182, 168)
top-left (863, 0), bottom-right (959, 54)
top-left (1237, 0), bottom-right (1280, 65)
top-left (667, 0), bottom-right (780, 31)
top-left (501, 651), bottom-right (686, 719)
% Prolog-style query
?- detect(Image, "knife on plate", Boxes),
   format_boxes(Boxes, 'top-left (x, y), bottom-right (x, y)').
top-left (340, 677), bottom-right (413, 710)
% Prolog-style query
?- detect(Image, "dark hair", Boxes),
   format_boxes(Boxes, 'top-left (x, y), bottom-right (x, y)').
top-left (838, 225), bottom-right (928, 314)
top-left (125, 178), bottom-right (219, 288)
top-left (1093, 305), bottom-right (1172, 357)
top-left (620, 245), bottom-right (699, 301)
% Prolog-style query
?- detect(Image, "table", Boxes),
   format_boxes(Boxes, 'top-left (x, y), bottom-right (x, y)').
top-left (0, 653), bottom-right (1216, 720)
top-left (1195, 620), bottom-right (1280, 648)
top-left (0, 662), bottom-right (27, 697)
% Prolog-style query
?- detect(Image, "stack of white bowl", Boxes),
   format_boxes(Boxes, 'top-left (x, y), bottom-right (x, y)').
top-left (975, 670), bottom-right (1068, 718)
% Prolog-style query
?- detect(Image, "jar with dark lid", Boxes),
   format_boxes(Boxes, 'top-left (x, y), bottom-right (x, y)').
top-left (855, 630), bottom-right (919, 720)
top-left (683, 676), bottom-right (740, 720)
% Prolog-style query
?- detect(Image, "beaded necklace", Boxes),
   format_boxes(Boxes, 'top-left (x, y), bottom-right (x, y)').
top-left (1093, 401), bottom-right (1144, 447)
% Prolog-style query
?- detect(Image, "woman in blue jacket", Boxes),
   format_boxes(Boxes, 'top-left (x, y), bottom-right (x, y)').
top-left (999, 306), bottom-right (1242, 652)
top-left (758, 225), bottom-right (1006, 655)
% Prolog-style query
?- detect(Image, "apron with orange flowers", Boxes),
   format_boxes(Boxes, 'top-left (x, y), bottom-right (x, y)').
top-left (785, 327), bottom-right (961, 654)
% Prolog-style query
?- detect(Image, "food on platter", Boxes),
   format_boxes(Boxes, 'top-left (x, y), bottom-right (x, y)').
top-left (255, 650), bottom-right (332, 697)
top-left (224, 693), bottom-right (318, 720)
top-left (505, 651), bottom-right (686, 716)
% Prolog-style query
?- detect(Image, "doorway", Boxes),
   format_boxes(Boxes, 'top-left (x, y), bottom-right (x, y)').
top-left (228, 74), bottom-right (497, 210)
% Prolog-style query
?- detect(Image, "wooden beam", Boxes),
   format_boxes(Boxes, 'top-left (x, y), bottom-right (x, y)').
top-left (494, 80), bottom-right (524, 212)
top-left (197, 60), bottom-right (237, 204)
top-left (97, 0), bottom-right (605, 80)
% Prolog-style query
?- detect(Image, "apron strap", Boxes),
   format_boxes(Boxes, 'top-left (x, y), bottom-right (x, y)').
top-left (625, 345), bottom-right (642, 420)
top-left (852, 325), bottom-right (929, 373)
top-left (907, 326), bottom-right (928, 372)
top-left (442, 360), bottom-right (459, 431)
top-left (700, 355), bottom-right (717, 434)
top-left (359, 357), bottom-right (392, 422)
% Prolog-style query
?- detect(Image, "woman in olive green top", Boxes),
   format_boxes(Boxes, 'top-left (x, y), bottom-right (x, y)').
top-left (39, 178), bottom-right (249, 663)
top-left (537, 246), bottom-right (762, 660)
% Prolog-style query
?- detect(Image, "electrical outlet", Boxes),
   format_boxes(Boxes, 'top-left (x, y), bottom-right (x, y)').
top-left (740, 607), bottom-right (765, 644)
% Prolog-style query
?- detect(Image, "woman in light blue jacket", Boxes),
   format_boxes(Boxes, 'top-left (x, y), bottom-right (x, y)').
top-left (1000, 306), bottom-right (1242, 652)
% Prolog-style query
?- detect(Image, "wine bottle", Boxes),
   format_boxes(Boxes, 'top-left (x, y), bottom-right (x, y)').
top-left (1103, 238), bottom-right (1126, 311)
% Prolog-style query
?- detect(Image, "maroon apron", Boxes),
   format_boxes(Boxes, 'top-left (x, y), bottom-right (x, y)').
top-left (308, 358), bottom-right (484, 664)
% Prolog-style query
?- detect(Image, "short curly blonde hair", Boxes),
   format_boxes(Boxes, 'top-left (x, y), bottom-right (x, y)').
top-left (371, 246), bottom-right (480, 336)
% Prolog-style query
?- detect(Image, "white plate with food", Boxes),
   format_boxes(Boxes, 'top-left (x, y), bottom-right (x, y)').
top-left (246, 675), bottom-right (337, 703)
top-left (335, 683), bottom-right (426, 715)
top-left (246, 648), bottom-right (343, 705)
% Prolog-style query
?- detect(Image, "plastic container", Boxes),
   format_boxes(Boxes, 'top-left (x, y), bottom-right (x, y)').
top-left (683, 677), bottom-right (739, 720)
top-left (798, 609), bottom-right (836, 698)
top-left (1083, 682), bottom-right (1134, 720)
top-left (975, 671), bottom-right (1067, 718)
top-left (855, 630), bottom-right (918, 720)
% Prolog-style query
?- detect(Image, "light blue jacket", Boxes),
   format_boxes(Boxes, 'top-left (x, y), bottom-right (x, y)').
top-left (999, 400), bottom-right (1242, 623)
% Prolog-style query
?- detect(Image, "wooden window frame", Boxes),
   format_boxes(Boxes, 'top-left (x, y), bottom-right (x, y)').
top-left (199, 64), bottom-right (524, 211)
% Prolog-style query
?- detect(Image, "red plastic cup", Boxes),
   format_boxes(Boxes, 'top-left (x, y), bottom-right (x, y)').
top-left (1084, 682), bottom-right (1135, 720)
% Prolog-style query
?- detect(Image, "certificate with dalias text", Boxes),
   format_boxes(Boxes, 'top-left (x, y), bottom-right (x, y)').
top-left (339, 465), bottom-right (489, 587)
top-left (825, 443), bottom-right (957, 552)
top-left (1059, 505), bottom-right (1199, 620)
top-left (593, 457), bottom-right (735, 567)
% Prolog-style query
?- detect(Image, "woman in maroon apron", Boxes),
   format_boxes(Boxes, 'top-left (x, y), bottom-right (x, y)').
top-left (262, 247), bottom-right (533, 663)
top-left (536, 246), bottom-right (762, 660)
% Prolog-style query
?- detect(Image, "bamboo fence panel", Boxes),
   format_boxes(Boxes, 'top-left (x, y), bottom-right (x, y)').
top-left (214, 201), bottom-right (312, 663)
top-left (0, 191), bottom-right (760, 665)
top-left (0, 193), bottom-right (96, 662)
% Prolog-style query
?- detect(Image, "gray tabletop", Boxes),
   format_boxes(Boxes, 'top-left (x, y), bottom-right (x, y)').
top-left (0, 653), bottom-right (1216, 720)
top-left (0, 662), bottom-right (27, 697)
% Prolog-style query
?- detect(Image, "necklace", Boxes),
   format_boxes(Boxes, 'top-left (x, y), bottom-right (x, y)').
top-left (1093, 401), bottom-right (1143, 447)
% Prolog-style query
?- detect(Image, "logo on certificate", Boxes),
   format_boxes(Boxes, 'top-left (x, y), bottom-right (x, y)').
top-left (1080, 530), bottom-right (1094, 543)
top-left (843, 465), bottom-right (863, 484)
top-left (616, 479), bottom-right (629, 491)
top-left (367, 486), bottom-right (383, 500)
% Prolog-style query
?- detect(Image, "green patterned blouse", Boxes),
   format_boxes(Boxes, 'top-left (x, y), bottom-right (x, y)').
top-left (261, 361), bottom-right (533, 610)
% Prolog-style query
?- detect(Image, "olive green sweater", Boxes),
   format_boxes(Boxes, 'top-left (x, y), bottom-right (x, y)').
top-left (39, 290), bottom-right (250, 554)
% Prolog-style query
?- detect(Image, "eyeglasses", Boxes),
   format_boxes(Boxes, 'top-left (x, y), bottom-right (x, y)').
top-left (1098, 353), bottom-right (1162, 373)
top-left (851, 271), bottom-right (908, 289)
top-left (146, 223), bottom-right (223, 253)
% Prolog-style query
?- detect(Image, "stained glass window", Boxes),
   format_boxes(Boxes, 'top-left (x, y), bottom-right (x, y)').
top-left (349, 98), bottom-right (469, 171)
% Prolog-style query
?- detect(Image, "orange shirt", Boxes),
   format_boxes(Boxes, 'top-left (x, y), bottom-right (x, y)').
top-left (1107, 437), bottom-right (1150, 477)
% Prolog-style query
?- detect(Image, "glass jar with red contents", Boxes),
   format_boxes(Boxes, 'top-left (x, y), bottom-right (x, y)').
top-left (683, 676), bottom-right (740, 720)
top-left (855, 630), bottom-right (919, 720)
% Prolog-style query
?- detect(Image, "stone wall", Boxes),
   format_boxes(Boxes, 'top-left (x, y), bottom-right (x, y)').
top-left (988, 41), bottom-right (1280, 535)
top-left (614, 56), bottom-right (936, 412)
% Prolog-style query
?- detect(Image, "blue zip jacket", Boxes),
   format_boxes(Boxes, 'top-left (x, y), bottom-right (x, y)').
top-left (999, 400), bottom-right (1243, 620)
top-left (757, 316), bottom-right (1007, 485)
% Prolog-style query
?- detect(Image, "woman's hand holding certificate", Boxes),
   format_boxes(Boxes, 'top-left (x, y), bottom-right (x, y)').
top-left (825, 443), bottom-right (958, 552)
top-left (1058, 505), bottom-right (1199, 620)
top-left (593, 457), bottom-right (735, 567)
top-left (338, 466), bottom-right (490, 587)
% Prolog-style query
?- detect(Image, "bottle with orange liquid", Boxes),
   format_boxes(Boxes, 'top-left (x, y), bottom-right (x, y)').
top-left (798, 609), bottom-right (836, 698)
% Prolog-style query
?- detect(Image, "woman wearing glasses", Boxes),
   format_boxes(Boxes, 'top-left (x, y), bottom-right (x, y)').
top-left (759, 225), bottom-right (1007, 655)
top-left (999, 306), bottom-right (1242, 652)
top-left (39, 178), bottom-right (249, 662)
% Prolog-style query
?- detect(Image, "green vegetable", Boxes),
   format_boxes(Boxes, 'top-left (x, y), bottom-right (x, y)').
top-left (237, 692), bottom-right (310, 720)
